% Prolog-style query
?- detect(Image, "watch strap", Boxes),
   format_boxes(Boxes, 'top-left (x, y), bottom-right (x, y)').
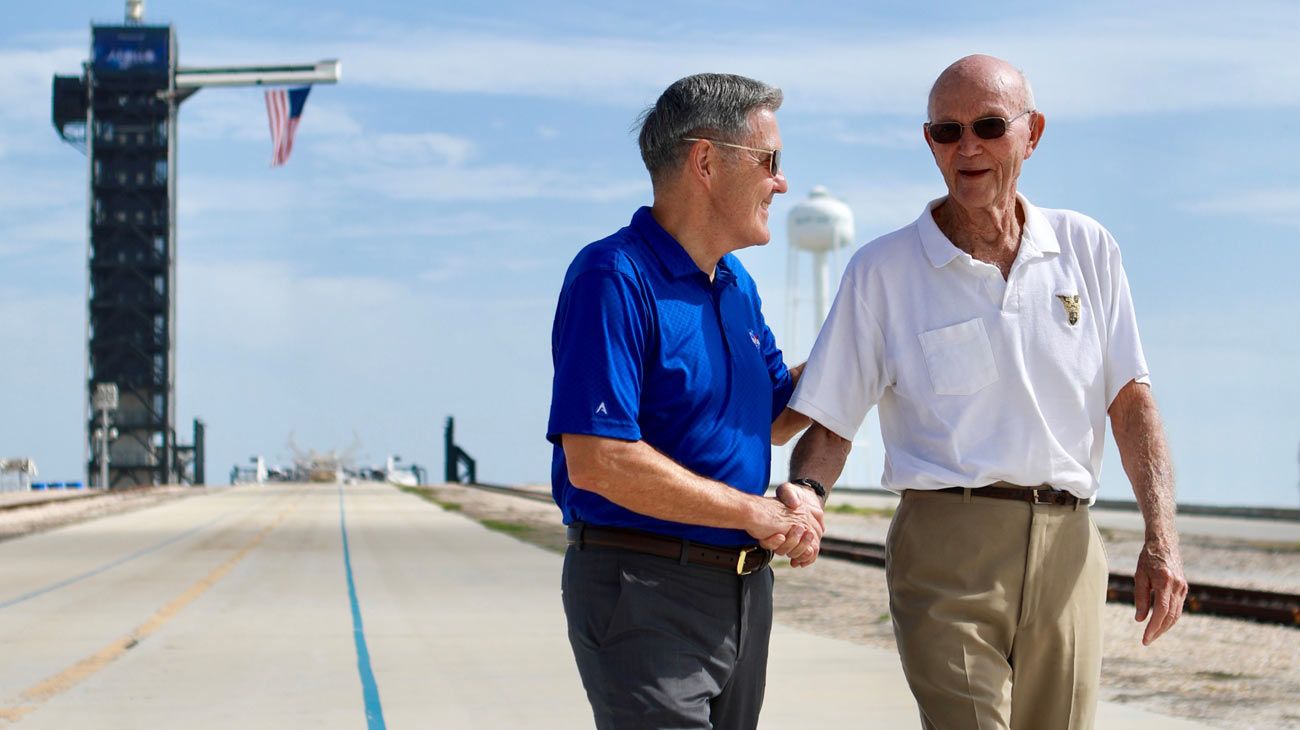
top-left (790, 477), bottom-right (826, 499)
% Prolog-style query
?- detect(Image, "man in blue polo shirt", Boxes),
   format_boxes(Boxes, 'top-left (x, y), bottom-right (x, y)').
top-left (547, 73), bottom-right (822, 730)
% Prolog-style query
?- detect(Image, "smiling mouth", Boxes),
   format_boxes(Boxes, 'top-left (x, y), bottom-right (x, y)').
top-left (958, 169), bottom-right (991, 178)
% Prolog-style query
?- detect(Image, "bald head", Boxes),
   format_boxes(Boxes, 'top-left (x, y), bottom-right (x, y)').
top-left (927, 55), bottom-right (1035, 120)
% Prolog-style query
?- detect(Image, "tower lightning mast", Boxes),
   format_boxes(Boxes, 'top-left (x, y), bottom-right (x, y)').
top-left (51, 1), bottom-right (340, 487)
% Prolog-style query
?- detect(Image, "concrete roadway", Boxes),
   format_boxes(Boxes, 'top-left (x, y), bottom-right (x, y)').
top-left (0, 483), bottom-right (1212, 729)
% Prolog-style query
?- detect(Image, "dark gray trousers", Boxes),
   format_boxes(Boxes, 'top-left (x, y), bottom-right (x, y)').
top-left (561, 544), bottom-right (774, 730)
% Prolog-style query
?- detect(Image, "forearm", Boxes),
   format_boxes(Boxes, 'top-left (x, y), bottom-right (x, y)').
top-left (563, 434), bottom-right (760, 531)
top-left (788, 422), bottom-right (852, 502)
top-left (771, 362), bottom-right (811, 445)
top-left (772, 407), bottom-right (811, 446)
top-left (1110, 382), bottom-right (1177, 546)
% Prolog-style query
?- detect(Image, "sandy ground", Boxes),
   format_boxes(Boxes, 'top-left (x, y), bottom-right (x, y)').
top-left (410, 483), bottom-right (1300, 730)
top-left (0, 486), bottom-right (195, 542)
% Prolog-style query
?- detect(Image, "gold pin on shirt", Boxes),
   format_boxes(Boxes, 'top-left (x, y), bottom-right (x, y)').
top-left (1056, 294), bottom-right (1081, 325)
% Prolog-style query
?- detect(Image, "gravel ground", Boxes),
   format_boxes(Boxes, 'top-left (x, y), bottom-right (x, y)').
top-left (0, 486), bottom-right (195, 542)
top-left (414, 483), bottom-right (1300, 730)
top-left (823, 508), bottom-right (1300, 594)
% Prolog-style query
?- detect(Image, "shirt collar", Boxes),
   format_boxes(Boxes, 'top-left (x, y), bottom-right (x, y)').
top-left (631, 206), bottom-right (736, 287)
top-left (915, 193), bottom-right (1060, 268)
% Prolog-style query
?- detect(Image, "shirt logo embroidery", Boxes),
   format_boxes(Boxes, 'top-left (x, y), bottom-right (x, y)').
top-left (1056, 294), bottom-right (1081, 325)
top-left (748, 330), bottom-right (761, 348)
top-left (595, 402), bottom-right (608, 415)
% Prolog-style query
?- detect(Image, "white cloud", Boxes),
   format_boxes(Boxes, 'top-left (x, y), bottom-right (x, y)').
top-left (418, 251), bottom-right (548, 284)
top-left (0, 168), bottom-right (79, 211)
top-left (1185, 188), bottom-right (1300, 228)
top-left (178, 174), bottom-right (342, 215)
top-left (317, 131), bottom-right (476, 168)
top-left (834, 182), bottom-right (945, 236)
top-left (329, 211), bottom-right (551, 240)
top-left (0, 46), bottom-right (85, 125)
top-left (183, 96), bottom-right (364, 142)
top-left (180, 258), bottom-right (412, 355)
top-left (418, 255), bottom-right (472, 284)
top-left (792, 119), bottom-right (923, 150)
top-left (350, 163), bottom-right (648, 202)
top-left (263, 4), bottom-right (1300, 119)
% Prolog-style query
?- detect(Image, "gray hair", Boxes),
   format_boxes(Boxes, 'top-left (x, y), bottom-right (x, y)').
top-left (636, 73), bottom-right (783, 184)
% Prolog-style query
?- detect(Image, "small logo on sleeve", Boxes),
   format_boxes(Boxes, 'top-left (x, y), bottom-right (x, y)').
top-left (1056, 294), bottom-right (1081, 325)
top-left (748, 329), bottom-right (761, 348)
top-left (595, 402), bottom-right (608, 415)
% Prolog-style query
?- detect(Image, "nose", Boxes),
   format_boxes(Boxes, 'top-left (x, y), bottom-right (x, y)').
top-left (956, 129), bottom-right (981, 157)
top-left (774, 169), bottom-right (789, 194)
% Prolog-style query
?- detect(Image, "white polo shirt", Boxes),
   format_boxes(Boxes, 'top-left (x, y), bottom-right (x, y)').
top-left (789, 194), bottom-right (1149, 499)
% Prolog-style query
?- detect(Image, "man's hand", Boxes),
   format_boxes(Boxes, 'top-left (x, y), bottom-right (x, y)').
top-left (1133, 539), bottom-right (1187, 645)
top-left (745, 485), bottom-right (824, 563)
top-left (775, 482), bottom-right (825, 568)
top-left (1108, 380), bottom-right (1185, 646)
top-left (787, 361), bottom-right (806, 384)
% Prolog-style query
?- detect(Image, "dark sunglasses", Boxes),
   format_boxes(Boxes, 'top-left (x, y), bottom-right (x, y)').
top-left (926, 110), bottom-right (1034, 144)
top-left (681, 137), bottom-right (782, 176)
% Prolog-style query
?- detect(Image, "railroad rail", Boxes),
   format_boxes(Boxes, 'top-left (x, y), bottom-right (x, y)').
top-left (448, 481), bottom-right (1300, 628)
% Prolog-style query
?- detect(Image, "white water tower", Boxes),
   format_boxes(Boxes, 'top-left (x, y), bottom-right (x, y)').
top-left (778, 186), bottom-right (877, 491)
top-left (786, 186), bottom-right (854, 354)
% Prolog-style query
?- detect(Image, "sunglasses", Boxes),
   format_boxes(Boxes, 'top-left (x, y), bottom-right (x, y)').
top-left (925, 110), bottom-right (1034, 144)
top-left (681, 137), bottom-right (782, 176)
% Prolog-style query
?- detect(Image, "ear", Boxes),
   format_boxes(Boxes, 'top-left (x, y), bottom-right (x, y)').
top-left (922, 122), bottom-right (942, 161)
top-left (683, 138), bottom-right (721, 190)
top-left (1024, 111), bottom-right (1045, 160)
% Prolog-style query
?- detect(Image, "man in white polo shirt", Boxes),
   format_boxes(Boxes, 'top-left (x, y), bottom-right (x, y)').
top-left (785, 55), bottom-right (1188, 729)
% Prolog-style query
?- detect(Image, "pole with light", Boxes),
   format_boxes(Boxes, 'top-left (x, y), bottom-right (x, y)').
top-left (92, 383), bottom-right (119, 489)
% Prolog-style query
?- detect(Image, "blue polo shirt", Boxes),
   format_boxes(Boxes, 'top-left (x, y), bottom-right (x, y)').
top-left (547, 206), bottom-right (794, 547)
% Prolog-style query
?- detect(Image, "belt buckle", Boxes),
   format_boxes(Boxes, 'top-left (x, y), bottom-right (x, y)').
top-left (1030, 487), bottom-right (1062, 505)
top-left (736, 547), bottom-right (752, 575)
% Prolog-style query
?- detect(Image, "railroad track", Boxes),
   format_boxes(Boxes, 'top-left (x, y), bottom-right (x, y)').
top-left (449, 482), bottom-right (1300, 628)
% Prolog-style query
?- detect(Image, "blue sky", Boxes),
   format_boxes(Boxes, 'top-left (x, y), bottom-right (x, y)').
top-left (1, 1), bottom-right (1297, 506)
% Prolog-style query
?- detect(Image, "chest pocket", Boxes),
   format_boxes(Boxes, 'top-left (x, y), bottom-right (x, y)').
top-left (918, 318), bottom-right (998, 396)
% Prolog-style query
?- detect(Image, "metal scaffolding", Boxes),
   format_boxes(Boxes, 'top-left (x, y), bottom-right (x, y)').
top-left (51, 2), bottom-right (338, 487)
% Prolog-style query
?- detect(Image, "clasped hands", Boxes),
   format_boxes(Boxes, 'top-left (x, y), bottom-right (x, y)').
top-left (748, 482), bottom-right (825, 568)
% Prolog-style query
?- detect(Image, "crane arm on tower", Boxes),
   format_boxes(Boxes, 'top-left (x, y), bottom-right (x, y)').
top-left (175, 60), bottom-right (341, 90)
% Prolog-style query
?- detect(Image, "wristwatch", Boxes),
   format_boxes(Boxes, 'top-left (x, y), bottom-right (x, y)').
top-left (790, 477), bottom-right (826, 499)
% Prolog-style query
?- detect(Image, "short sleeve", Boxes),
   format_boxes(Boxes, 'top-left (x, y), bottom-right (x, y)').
top-left (1099, 233), bottom-right (1150, 407)
top-left (787, 269), bottom-right (888, 442)
top-left (547, 269), bottom-right (647, 444)
top-left (755, 313), bottom-right (794, 421)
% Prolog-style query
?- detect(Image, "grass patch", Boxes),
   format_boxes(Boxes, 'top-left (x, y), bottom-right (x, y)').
top-left (398, 486), bottom-right (462, 512)
top-left (395, 484), bottom-right (568, 554)
top-left (479, 518), bottom-right (569, 554)
top-left (480, 518), bottom-right (529, 535)
top-left (827, 503), bottom-right (895, 519)
top-left (1195, 670), bottom-right (1254, 682)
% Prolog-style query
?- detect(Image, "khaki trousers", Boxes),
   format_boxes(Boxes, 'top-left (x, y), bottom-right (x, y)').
top-left (885, 489), bottom-right (1108, 730)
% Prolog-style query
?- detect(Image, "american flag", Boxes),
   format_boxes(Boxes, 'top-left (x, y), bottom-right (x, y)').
top-left (265, 86), bottom-right (312, 167)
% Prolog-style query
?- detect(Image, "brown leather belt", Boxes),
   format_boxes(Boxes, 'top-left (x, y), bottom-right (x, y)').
top-left (567, 523), bottom-right (772, 576)
top-left (936, 481), bottom-right (1083, 507)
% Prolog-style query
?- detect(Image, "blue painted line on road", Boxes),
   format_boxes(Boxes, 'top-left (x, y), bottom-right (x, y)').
top-left (0, 512), bottom-right (230, 610)
top-left (338, 483), bottom-right (387, 730)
